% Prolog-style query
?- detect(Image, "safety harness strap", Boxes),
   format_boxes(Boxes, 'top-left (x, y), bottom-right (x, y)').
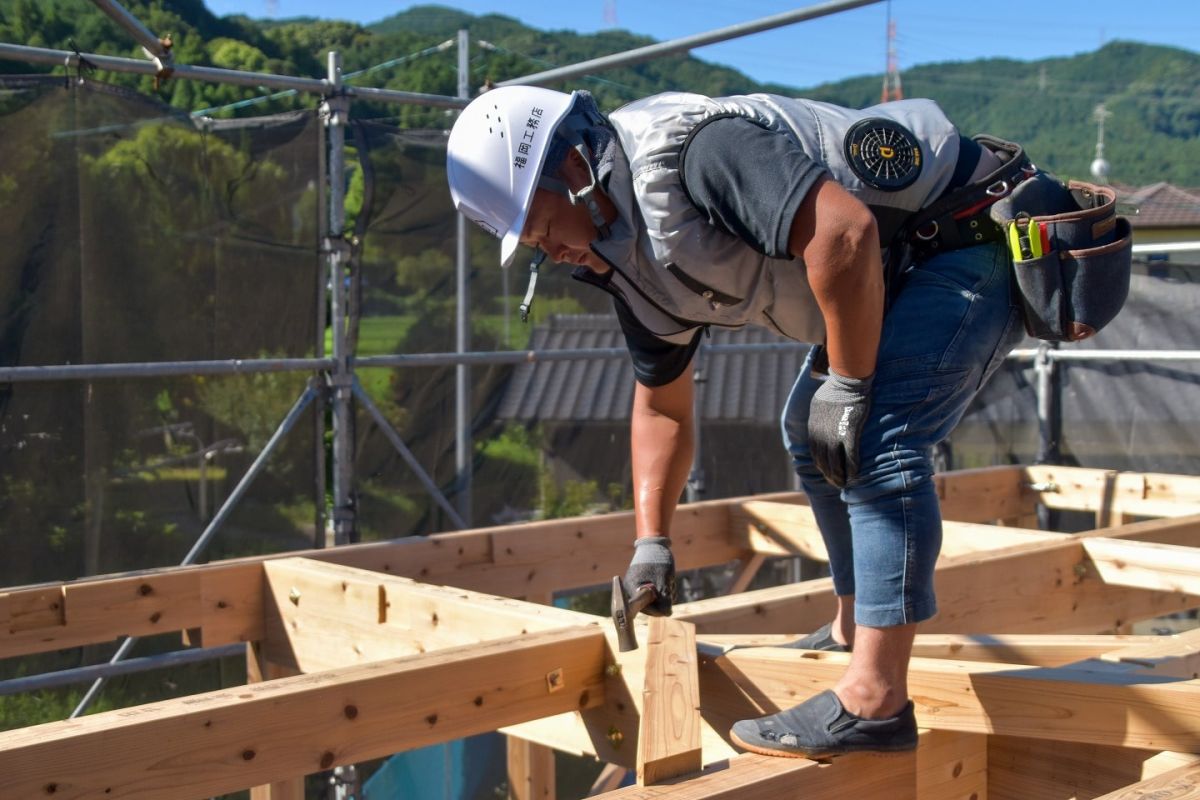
top-left (903, 134), bottom-right (1035, 260)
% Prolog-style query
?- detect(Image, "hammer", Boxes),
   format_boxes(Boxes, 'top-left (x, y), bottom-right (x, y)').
top-left (610, 576), bottom-right (659, 652)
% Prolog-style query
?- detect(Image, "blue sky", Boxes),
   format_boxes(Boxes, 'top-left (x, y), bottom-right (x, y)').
top-left (205, 0), bottom-right (1199, 88)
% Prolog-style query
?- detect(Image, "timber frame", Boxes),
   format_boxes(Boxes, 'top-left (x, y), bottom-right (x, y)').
top-left (5, 464), bottom-right (1200, 799)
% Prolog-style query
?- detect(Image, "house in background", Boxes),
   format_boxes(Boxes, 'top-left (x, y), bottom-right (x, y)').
top-left (1116, 181), bottom-right (1200, 270)
top-left (497, 314), bottom-right (807, 504)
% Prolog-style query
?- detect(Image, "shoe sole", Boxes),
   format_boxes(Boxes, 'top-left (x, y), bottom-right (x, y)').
top-left (729, 729), bottom-right (914, 761)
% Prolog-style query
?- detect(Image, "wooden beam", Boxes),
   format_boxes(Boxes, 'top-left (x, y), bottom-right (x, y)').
top-left (677, 524), bottom-right (1200, 635)
top-left (328, 499), bottom-right (738, 599)
top-left (594, 728), bottom-right (983, 799)
top-left (725, 553), bottom-right (766, 595)
top-left (673, 575), bottom-right (838, 636)
top-left (706, 646), bottom-right (1200, 752)
top-left (935, 465), bottom-right (1034, 522)
top-left (1025, 466), bottom-right (1200, 519)
top-left (733, 501), bottom-right (827, 561)
top-left (937, 521), bottom-right (1063, 557)
top-left (637, 618), bottom-right (702, 785)
top-left (189, 564), bottom-right (264, 648)
top-left (1091, 761), bottom-right (1200, 799)
top-left (989, 737), bottom-right (1200, 800)
top-left (697, 633), bottom-right (1166, 667)
top-left (0, 470), bottom-right (1044, 661)
top-left (260, 558), bottom-right (596, 673)
top-left (732, 499), bottom-right (1056, 562)
top-left (0, 626), bottom-right (606, 800)
top-left (1084, 537), bottom-right (1200, 595)
top-left (1100, 627), bottom-right (1200, 679)
top-left (7, 481), bottom-right (1192, 661)
top-left (0, 565), bottom-right (264, 660)
top-left (0, 564), bottom-right (296, 660)
top-left (0, 497), bottom-right (736, 659)
top-left (596, 750), bottom-right (915, 799)
top-left (1084, 513), bottom-right (1200, 548)
top-left (588, 764), bottom-right (628, 795)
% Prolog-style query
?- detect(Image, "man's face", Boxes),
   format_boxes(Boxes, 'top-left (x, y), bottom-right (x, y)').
top-left (519, 187), bottom-right (601, 268)
top-left (517, 146), bottom-right (613, 273)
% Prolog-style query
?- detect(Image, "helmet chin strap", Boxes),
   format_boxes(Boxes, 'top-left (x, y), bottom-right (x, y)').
top-left (518, 248), bottom-right (546, 323)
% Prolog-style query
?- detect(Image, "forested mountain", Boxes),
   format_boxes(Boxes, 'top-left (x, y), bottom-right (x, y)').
top-left (0, 1), bottom-right (1196, 183)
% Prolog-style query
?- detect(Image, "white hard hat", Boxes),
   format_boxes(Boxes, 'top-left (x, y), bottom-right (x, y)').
top-left (447, 86), bottom-right (579, 267)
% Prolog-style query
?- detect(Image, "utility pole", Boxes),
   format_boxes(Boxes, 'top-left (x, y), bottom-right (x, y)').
top-left (1091, 102), bottom-right (1112, 183)
top-left (603, 0), bottom-right (618, 26)
top-left (881, 1), bottom-right (902, 103)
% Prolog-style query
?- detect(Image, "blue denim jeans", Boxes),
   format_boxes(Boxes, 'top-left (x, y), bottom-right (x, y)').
top-left (781, 242), bottom-right (1024, 627)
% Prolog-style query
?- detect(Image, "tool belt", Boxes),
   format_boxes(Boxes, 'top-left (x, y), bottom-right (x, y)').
top-left (895, 135), bottom-right (1133, 342)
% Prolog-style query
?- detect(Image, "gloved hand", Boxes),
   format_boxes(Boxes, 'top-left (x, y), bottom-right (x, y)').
top-left (807, 369), bottom-right (873, 489)
top-left (622, 536), bottom-right (676, 617)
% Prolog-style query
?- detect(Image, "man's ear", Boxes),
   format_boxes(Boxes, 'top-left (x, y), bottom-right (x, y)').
top-left (561, 146), bottom-right (592, 192)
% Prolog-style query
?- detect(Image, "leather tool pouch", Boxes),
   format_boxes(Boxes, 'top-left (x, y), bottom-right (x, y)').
top-left (989, 175), bottom-right (1132, 342)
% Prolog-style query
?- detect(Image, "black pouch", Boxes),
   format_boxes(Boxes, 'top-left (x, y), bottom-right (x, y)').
top-left (990, 177), bottom-right (1132, 342)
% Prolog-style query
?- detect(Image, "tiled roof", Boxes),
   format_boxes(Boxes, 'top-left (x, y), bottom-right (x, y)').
top-left (498, 315), bottom-right (808, 423)
top-left (1114, 182), bottom-right (1200, 228)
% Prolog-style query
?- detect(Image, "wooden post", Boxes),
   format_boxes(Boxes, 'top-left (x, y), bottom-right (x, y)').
top-left (636, 617), bottom-right (702, 785)
top-left (508, 591), bottom-right (556, 800)
top-left (508, 736), bottom-right (555, 800)
top-left (916, 730), bottom-right (986, 800)
top-left (247, 642), bottom-right (305, 800)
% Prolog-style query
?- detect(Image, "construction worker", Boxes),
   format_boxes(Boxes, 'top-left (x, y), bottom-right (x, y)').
top-left (446, 86), bottom-right (1028, 758)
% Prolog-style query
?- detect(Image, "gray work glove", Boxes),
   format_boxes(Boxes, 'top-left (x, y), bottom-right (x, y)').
top-left (622, 536), bottom-right (676, 617)
top-left (808, 369), bottom-right (873, 489)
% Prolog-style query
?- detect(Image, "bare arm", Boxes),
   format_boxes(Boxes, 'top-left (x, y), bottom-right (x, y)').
top-left (630, 363), bottom-right (695, 540)
top-left (787, 176), bottom-right (884, 379)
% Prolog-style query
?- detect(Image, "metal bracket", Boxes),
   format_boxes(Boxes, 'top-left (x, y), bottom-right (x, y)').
top-left (321, 235), bottom-right (354, 258)
top-left (319, 93), bottom-right (350, 126)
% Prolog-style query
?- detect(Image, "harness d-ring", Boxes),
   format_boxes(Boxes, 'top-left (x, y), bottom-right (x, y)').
top-left (986, 179), bottom-right (1010, 197)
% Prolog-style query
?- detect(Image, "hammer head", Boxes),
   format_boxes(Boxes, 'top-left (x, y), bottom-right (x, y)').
top-left (610, 576), bottom-right (657, 652)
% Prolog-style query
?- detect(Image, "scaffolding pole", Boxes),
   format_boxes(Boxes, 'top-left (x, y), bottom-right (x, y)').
top-left (499, 0), bottom-right (883, 87)
top-left (323, 52), bottom-right (356, 546)
top-left (90, 0), bottom-right (170, 60)
top-left (454, 29), bottom-right (473, 527)
top-left (0, 357), bottom-right (333, 384)
top-left (0, 43), bottom-right (466, 108)
top-left (353, 379), bottom-right (468, 531)
top-left (0, 643), bottom-right (245, 697)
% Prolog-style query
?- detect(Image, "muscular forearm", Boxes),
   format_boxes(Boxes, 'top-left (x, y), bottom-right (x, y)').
top-left (810, 238), bottom-right (884, 379)
top-left (631, 369), bottom-right (695, 539)
top-left (788, 177), bottom-right (884, 379)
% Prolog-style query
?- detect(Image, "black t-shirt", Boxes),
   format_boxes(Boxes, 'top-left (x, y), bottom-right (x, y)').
top-left (617, 115), bottom-right (826, 386)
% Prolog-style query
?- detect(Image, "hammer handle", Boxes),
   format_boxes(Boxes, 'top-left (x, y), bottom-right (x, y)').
top-left (627, 583), bottom-right (658, 616)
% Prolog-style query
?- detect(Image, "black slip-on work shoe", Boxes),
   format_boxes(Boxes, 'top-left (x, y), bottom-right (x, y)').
top-left (729, 690), bottom-right (917, 759)
top-left (780, 622), bottom-right (851, 652)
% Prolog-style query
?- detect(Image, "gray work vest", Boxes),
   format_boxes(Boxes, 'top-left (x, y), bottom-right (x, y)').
top-left (589, 92), bottom-right (962, 345)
